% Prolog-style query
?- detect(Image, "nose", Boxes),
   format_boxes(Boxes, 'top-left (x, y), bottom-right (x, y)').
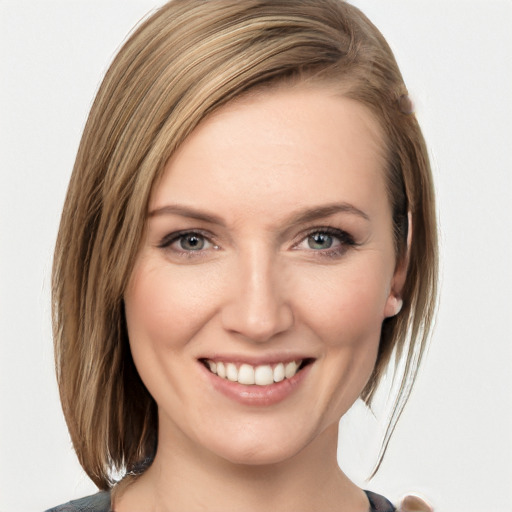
top-left (221, 248), bottom-right (294, 343)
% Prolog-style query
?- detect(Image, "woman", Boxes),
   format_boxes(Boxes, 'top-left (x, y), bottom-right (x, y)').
top-left (48, 0), bottom-right (437, 510)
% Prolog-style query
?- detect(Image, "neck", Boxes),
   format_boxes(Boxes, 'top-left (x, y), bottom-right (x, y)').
top-left (114, 422), bottom-right (368, 512)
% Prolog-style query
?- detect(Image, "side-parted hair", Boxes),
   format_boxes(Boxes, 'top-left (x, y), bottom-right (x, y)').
top-left (53, 0), bottom-right (438, 489)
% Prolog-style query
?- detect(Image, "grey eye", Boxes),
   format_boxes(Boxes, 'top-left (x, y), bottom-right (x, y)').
top-left (179, 234), bottom-right (206, 251)
top-left (307, 233), bottom-right (334, 250)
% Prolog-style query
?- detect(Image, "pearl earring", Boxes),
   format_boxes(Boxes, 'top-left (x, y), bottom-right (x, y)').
top-left (393, 296), bottom-right (403, 315)
top-left (388, 295), bottom-right (403, 317)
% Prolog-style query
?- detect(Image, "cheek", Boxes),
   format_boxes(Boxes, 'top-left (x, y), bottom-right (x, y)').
top-left (293, 260), bottom-right (391, 349)
top-left (124, 260), bottom-right (219, 355)
top-left (123, 259), bottom-right (226, 410)
top-left (294, 264), bottom-right (389, 420)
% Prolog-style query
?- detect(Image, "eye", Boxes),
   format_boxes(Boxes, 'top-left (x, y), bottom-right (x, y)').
top-left (158, 230), bottom-right (217, 255)
top-left (306, 232), bottom-right (337, 250)
top-left (294, 227), bottom-right (355, 257)
top-left (177, 233), bottom-right (208, 251)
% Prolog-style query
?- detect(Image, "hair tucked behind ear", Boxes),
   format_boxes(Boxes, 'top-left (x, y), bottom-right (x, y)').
top-left (53, 0), bottom-right (437, 488)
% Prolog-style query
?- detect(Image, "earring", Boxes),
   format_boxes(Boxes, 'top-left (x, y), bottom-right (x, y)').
top-left (391, 296), bottom-right (403, 316)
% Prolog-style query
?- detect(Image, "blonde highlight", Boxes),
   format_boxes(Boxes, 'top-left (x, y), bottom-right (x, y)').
top-left (53, 0), bottom-right (438, 488)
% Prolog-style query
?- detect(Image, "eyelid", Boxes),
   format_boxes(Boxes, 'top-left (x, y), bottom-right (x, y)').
top-left (156, 226), bottom-right (356, 259)
top-left (157, 229), bottom-right (217, 251)
top-left (292, 226), bottom-right (357, 257)
top-left (294, 226), bottom-right (355, 246)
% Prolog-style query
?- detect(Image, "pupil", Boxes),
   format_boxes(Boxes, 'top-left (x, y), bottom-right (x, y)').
top-left (181, 235), bottom-right (204, 250)
top-left (309, 233), bottom-right (332, 249)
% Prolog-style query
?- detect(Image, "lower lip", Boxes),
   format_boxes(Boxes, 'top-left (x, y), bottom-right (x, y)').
top-left (199, 362), bottom-right (312, 406)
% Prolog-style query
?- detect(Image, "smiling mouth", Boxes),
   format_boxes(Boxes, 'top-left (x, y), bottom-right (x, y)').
top-left (200, 358), bottom-right (314, 386)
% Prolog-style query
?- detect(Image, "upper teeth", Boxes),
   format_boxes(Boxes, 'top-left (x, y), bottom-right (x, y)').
top-left (206, 360), bottom-right (301, 386)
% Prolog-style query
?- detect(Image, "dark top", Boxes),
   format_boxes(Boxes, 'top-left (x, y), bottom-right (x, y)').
top-left (45, 490), bottom-right (396, 512)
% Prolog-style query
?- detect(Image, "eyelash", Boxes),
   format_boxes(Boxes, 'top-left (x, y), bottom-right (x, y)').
top-left (294, 226), bottom-right (357, 258)
top-left (157, 227), bottom-right (357, 259)
top-left (157, 229), bottom-right (218, 259)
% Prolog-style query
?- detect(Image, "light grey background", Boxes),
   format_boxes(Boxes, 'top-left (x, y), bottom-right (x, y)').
top-left (1, 1), bottom-right (511, 511)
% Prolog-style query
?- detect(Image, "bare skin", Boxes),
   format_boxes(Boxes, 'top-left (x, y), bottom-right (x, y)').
top-left (119, 86), bottom-right (422, 511)
top-left (116, 424), bottom-right (369, 511)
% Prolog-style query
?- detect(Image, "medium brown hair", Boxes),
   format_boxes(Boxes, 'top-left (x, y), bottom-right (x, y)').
top-left (53, 0), bottom-right (437, 489)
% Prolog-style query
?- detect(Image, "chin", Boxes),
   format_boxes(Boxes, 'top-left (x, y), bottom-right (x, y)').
top-left (197, 419), bottom-right (327, 468)
top-left (214, 441), bottom-right (305, 467)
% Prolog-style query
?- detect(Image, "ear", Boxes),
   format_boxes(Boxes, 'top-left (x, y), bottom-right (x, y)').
top-left (384, 212), bottom-right (412, 318)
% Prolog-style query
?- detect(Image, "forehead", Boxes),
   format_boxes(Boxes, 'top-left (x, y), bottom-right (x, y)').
top-left (150, 86), bottom-right (389, 223)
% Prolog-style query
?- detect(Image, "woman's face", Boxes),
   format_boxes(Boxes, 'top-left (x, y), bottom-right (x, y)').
top-left (124, 86), bottom-right (404, 465)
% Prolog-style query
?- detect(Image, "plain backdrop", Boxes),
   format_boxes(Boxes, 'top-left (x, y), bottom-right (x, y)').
top-left (1, 1), bottom-right (511, 511)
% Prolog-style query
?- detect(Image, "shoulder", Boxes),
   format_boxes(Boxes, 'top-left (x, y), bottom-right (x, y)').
top-left (44, 491), bottom-right (111, 512)
top-left (364, 490), bottom-right (397, 512)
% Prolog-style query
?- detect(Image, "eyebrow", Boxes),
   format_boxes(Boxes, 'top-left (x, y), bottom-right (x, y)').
top-left (148, 205), bottom-right (226, 225)
top-left (285, 203), bottom-right (370, 226)
top-left (148, 202), bottom-right (369, 226)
